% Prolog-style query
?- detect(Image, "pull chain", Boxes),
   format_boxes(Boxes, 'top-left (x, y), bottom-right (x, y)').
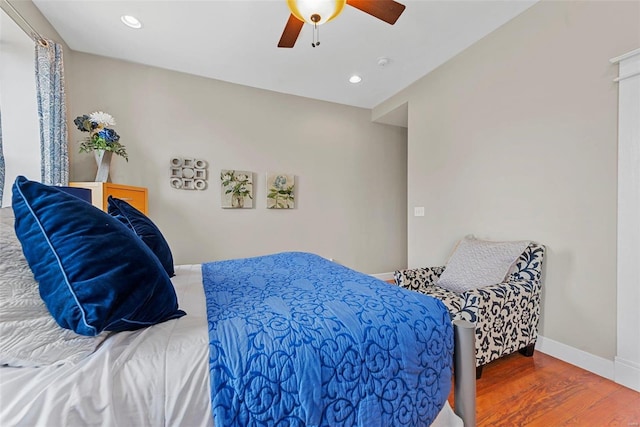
top-left (310, 13), bottom-right (321, 47)
top-left (312, 22), bottom-right (320, 47)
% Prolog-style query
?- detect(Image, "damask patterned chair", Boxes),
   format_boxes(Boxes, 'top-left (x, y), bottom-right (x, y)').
top-left (393, 238), bottom-right (545, 379)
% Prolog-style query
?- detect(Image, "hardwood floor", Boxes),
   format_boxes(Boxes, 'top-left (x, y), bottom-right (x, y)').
top-left (450, 351), bottom-right (640, 426)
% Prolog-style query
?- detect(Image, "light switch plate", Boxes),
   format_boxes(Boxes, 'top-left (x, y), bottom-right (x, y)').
top-left (414, 206), bottom-right (425, 217)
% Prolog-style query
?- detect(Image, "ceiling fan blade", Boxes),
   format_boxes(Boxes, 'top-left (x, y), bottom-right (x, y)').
top-left (278, 14), bottom-right (305, 48)
top-left (346, 0), bottom-right (406, 25)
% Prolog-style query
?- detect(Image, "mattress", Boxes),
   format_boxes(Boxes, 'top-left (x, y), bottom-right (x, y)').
top-left (0, 265), bottom-right (462, 427)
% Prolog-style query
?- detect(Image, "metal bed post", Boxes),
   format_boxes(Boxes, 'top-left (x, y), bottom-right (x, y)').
top-left (453, 319), bottom-right (476, 427)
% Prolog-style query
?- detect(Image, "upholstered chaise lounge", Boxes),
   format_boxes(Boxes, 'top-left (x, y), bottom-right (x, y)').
top-left (393, 238), bottom-right (545, 378)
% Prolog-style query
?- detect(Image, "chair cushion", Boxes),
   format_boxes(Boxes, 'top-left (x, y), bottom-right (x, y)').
top-left (11, 176), bottom-right (185, 336)
top-left (437, 236), bottom-right (530, 293)
top-left (107, 196), bottom-right (175, 277)
top-left (419, 285), bottom-right (461, 319)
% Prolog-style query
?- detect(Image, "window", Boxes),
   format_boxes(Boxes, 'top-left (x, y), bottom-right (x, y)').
top-left (0, 8), bottom-right (41, 206)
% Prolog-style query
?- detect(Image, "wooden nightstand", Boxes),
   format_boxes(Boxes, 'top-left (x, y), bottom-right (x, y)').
top-left (69, 182), bottom-right (148, 215)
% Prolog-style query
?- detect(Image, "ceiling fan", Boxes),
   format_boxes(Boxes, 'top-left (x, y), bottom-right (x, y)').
top-left (278, 0), bottom-right (406, 48)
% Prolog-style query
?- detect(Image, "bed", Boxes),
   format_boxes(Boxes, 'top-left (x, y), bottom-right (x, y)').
top-left (0, 178), bottom-right (474, 426)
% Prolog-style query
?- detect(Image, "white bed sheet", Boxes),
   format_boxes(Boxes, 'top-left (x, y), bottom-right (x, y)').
top-left (0, 265), bottom-right (462, 427)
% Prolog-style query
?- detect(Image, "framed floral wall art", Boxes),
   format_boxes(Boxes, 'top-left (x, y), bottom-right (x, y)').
top-left (266, 173), bottom-right (295, 209)
top-left (220, 170), bottom-right (253, 208)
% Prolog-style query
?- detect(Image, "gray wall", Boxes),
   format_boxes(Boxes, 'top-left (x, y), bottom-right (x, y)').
top-left (373, 0), bottom-right (639, 360)
top-left (9, 0), bottom-right (638, 362)
top-left (66, 53), bottom-right (408, 274)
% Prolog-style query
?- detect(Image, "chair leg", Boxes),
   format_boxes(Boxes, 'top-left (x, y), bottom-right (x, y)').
top-left (475, 365), bottom-right (483, 379)
top-left (519, 343), bottom-right (535, 357)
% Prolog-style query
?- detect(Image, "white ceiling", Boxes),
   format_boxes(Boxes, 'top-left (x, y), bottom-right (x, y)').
top-left (32, 0), bottom-right (536, 109)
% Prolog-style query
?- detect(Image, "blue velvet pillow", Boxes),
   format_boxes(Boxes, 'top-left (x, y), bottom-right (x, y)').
top-left (11, 176), bottom-right (185, 336)
top-left (107, 196), bottom-right (175, 277)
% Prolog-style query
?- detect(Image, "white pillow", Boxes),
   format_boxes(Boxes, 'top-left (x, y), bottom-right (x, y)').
top-left (436, 236), bottom-right (530, 294)
top-left (0, 207), bottom-right (107, 367)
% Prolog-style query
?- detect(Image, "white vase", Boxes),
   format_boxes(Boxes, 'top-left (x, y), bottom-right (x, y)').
top-left (94, 150), bottom-right (113, 182)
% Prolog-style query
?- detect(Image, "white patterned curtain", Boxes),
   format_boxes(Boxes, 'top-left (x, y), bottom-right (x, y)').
top-left (35, 39), bottom-right (68, 186)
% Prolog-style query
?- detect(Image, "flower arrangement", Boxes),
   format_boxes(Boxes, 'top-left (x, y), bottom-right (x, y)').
top-left (74, 111), bottom-right (127, 160)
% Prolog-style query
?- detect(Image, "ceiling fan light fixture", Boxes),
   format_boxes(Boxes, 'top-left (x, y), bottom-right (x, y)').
top-left (286, 0), bottom-right (346, 25)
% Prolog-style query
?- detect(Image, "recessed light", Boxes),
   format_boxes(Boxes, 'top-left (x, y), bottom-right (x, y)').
top-left (349, 75), bottom-right (362, 84)
top-left (120, 15), bottom-right (142, 29)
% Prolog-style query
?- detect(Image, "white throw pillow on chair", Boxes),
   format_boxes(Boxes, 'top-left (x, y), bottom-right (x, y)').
top-left (437, 236), bottom-right (530, 294)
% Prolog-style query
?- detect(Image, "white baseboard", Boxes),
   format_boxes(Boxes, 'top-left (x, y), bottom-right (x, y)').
top-left (614, 356), bottom-right (640, 392)
top-left (370, 272), bottom-right (395, 281)
top-left (535, 335), bottom-right (615, 381)
top-left (537, 336), bottom-right (640, 392)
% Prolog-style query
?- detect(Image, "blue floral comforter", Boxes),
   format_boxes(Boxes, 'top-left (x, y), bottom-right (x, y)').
top-left (202, 252), bottom-right (453, 427)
